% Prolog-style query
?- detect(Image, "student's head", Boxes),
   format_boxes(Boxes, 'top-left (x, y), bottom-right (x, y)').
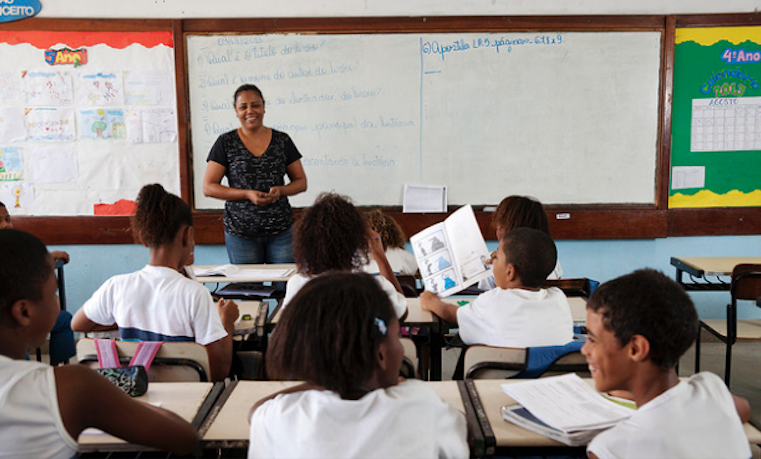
top-left (293, 192), bottom-right (369, 275)
top-left (364, 209), bottom-right (407, 250)
top-left (0, 201), bottom-right (11, 229)
top-left (493, 195), bottom-right (549, 240)
top-left (131, 184), bottom-right (194, 259)
top-left (267, 272), bottom-right (403, 398)
top-left (582, 269), bottom-right (698, 393)
top-left (494, 227), bottom-right (556, 289)
top-left (0, 229), bottom-right (58, 347)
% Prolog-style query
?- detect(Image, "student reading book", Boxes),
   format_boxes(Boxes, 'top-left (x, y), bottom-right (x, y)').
top-left (583, 269), bottom-right (751, 459)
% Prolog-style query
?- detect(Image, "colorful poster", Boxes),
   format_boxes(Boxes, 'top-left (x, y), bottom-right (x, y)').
top-left (76, 71), bottom-right (124, 106)
top-left (671, 26), bottom-right (761, 208)
top-left (0, 181), bottom-right (33, 213)
top-left (25, 107), bottom-right (76, 142)
top-left (22, 70), bottom-right (74, 106)
top-left (0, 146), bottom-right (23, 181)
top-left (0, 107), bottom-right (25, 143)
top-left (79, 108), bottom-right (125, 139)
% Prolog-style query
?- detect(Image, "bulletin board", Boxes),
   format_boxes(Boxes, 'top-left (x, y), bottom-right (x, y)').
top-left (670, 25), bottom-right (761, 208)
top-left (0, 26), bottom-right (180, 216)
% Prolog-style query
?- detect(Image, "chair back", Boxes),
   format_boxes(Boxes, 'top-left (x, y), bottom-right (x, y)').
top-left (400, 337), bottom-right (418, 378)
top-left (464, 342), bottom-right (588, 379)
top-left (543, 278), bottom-right (593, 298)
top-left (76, 338), bottom-right (211, 382)
top-left (396, 274), bottom-right (420, 298)
top-left (731, 264), bottom-right (761, 303)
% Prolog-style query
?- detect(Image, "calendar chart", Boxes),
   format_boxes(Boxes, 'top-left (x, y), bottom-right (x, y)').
top-left (691, 97), bottom-right (761, 152)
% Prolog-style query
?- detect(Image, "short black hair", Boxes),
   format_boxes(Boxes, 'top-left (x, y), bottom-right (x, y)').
top-left (587, 269), bottom-right (698, 370)
top-left (0, 229), bottom-right (52, 317)
top-left (233, 84), bottom-right (265, 105)
top-left (266, 272), bottom-right (395, 399)
top-left (501, 227), bottom-right (557, 288)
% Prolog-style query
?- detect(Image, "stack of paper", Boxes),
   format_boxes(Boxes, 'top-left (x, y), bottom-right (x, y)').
top-left (501, 373), bottom-right (634, 446)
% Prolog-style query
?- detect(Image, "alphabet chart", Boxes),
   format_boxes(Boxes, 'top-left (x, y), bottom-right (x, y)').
top-left (691, 97), bottom-right (761, 152)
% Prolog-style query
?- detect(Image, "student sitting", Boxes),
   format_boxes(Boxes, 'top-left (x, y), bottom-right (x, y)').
top-left (479, 195), bottom-right (563, 291)
top-left (283, 192), bottom-right (407, 318)
top-left (0, 229), bottom-right (198, 457)
top-left (363, 208), bottom-right (418, 275)
top-left (249, 272), bottom-right (468, 459)
top-left (421, 227), bottom-right (573, 348)
top-left (584, 269), bottom-right (751, 459)
top-left (72, 184), bottom-right (238, 381)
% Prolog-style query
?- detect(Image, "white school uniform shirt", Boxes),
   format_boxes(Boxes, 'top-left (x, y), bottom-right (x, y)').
top-left (283, 272), bottom-right (408, 318)
top-left (456, 286), bottom-right (573, 347)
top-left (249, 379), bottom-right (468, 459)
top-left (477, 259), bottom-right (563, 291)
top-left (82, 264), bottom-right (228, 345)
top-left (0, 356), bottom-right (78, 459)
top-left (588, 372), bottom-right (751, 459)
top-left (363, 247), bottom-right (419, 275)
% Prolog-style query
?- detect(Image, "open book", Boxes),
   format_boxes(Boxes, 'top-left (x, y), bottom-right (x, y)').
top-left (500, 374), bottom-right (635, 445)
top-left (410, 205), bottom-right (491, 297)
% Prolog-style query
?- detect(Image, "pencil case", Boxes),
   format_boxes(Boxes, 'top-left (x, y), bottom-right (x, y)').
top-left (95, 366), bottom-right (148, 397)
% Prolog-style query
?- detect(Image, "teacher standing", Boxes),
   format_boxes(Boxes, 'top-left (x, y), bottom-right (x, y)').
top-left (203, 84), bottom-right (307, 264)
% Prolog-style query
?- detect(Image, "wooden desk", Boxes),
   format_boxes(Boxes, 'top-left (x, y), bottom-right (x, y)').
top-left (78, 382), bottom-right (222, 453)
top-left (465, 378), bottom-right (761, 455)
top-left (194, 264), bottom-right (296, 284)
top-left (200, 380), bottom-right (474, 449)
top-left (234, 300), bottom-right (267, 337)
top-left (671, 257), bottom-right (761, 291)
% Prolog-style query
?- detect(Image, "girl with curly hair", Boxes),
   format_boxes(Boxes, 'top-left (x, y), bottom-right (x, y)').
top-left (363, 209), bottom-right (418, 275)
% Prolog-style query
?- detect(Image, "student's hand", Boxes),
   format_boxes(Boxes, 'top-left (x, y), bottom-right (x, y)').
top-left (484, 250), bottom-right (496, 265)
top-left (419, 290), bottom-right (439, 312)
top-left (217, 299), bottom-right (239, 327)
top-left (51, 250), bottom-right (70, 264)
top-left (368, 229), bottom-right (384, 258)
top-left (247, 189), bottom-right (274, 206)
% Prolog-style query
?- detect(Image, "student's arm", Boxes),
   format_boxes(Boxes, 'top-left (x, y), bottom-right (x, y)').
top-left (368, 230), bottom-right (403, 295)
top-left (54, 365), bottom-right (198, 455)
top-left (205, 298), bottom-right (238, 381)
top-left (70, 308), bottom-right (117, 332)
top-left (202, 160), bottom-right (272, 206)
top-left (50, 250), bottom-right (70, 263)
top-left (419, 291), bottom-right (459, 325)
top-left (733, 394), bottom-right (751, 423)
top-left (268, 159), bottom-right (307, 199)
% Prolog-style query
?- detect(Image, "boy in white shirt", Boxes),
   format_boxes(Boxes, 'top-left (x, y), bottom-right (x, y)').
top-left (584, 269), bottom-right (751, 459)
top-left (421, 227), bottom-right (573, 348)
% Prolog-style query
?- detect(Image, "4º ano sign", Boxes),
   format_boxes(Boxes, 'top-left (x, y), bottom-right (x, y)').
top-left (0, 0), bottom-right (41, 23)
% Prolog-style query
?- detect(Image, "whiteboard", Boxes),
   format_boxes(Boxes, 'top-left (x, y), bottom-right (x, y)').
top-left (187, 31), bottom-right (662, 209)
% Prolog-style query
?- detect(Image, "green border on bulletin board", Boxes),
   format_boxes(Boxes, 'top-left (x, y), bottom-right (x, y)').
top-left (671, 26), bottom-right (761, 208)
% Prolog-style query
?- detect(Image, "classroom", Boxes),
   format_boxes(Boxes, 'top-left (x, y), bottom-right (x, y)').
top-left (2, 0), bottom-right (761, 456)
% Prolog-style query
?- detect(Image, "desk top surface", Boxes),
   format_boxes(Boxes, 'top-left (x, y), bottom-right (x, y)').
top-left (78, 382), bottom-right (214, 447)
top-left (195, 264), bottom-right (296, 283)
top-left (202, 380), bottom-right (464, 442)
top-left (671, 257), bottom-right (761, 277)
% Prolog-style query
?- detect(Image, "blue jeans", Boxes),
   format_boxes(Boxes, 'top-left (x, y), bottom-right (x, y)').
top-left (225, 227), bottom-right (294, 264)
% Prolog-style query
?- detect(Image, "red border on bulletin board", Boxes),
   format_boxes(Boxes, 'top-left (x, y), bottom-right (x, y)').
top-left (0, 31), bottom-right (172, 48)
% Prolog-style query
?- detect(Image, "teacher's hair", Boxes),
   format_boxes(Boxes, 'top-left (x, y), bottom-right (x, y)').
top-left (293, 192), bottom-right (369, 275)
top-left (0, 229), bottom-right (51, 315)
top-left (233, 84), bottom-right (265, 105)
top-left (131, 184), bottom-right (192, 248)
top-left (267, 271), bottom-right (395, 399)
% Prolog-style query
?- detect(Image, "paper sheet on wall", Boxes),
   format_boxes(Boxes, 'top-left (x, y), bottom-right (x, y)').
top-left (0, 146), bottom-right (23, 181)
top-left (25, 108), bottom-right (76, 142)
top-left (126, 108), bottom-right (177, 143)
top-left (671, 166), bottom-right (705, 190)
top-left (79, 109), bottom-right (125, 140)
top-left (75, 71), bottom-right (124, 106)
top-left (124, 70), bottom-right (174, 106)
top-left (23, 70), bottom-right (73, 106)
top-left (403, 183), bottom-right (447, 213)
top-left (1, 182), bottom-right (34, 213)
top-left (0, 72), bottom-right (21, 100)
top-left (28, 145), bottom-right (78, 183)
top-left (0, 108), bottom-right (25, 143)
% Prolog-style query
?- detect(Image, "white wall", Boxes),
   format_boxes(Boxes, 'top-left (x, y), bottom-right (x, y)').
top-left (35, 0), bottom-right (761, 19)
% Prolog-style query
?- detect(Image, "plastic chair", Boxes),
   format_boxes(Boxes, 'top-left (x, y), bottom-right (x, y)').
top-left (76, 338), bottom-right (212, 382)
top-left (464, 341), bottom-right (589, 379)
top-left (543, 278), bottom-right (597, 298)
top-left (695, 264), bottom-right (761, 386)
top-left (396, 274), bottom-right (420, 298)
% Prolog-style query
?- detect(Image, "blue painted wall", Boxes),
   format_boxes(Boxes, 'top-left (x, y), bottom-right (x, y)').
top-left (53, 234), bottom-right (761, 320)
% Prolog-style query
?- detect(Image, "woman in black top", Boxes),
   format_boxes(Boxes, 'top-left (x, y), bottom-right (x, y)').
top-left (203, 84), bottom-right (307, 264)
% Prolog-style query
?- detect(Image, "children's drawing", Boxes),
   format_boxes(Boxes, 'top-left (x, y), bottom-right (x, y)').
top-left (0, 72), bottom-right (21, 100)
top-left (0, 108), bottom-right (25, 143)
top-left (26, 108), bottom-right (76, 142)
top-left (23, 70), bottom-right (73, 106)
top-left (424, 268), bottom-right (459, 295)
top-left (0, 146), bottom-right (23, 181)
top-left (1, 182), bottom-right (33, 212)
top-left (79, 109), bottom-right (125, 139)
top-left (126, 108), bottom-right (177, 143)
top-left (76, 72), bottom-right (124, 106)
top-left (124, 71), bottom-right (173, 106)
top-left (414, 230), bottom-right (447, 257)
